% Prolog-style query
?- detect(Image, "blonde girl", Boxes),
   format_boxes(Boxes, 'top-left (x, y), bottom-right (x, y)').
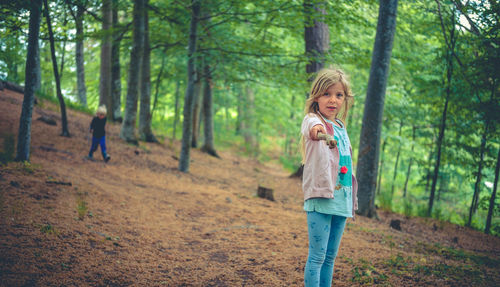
top-left (88, 105), bottom-right (111, 162)
top-left (301, 68), bottom-right (357, 287)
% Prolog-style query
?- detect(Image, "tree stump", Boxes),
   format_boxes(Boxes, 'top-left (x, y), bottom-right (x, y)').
top-left (37, 115), bottom-right (57, 126)
top-left (257, 185), bottom-right (274, 201)
top-left (390, 219), bottom-right (401, 231)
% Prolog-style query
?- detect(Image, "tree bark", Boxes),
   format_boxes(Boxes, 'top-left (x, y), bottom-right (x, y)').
top-left (304, 0), bottom-right (329, 83)
top-left (191, 76), bottom-right (202, 148)
top-left (485, 148), bottom-right (499, 234)
top-left (43, 0), bottom-right (70, 137)
top-left (201, 64), bottom-right (219, 158)
top-left (138, 1), bottom-right (156, 142)
top-left (178, 0), bottom-right (200, 172)
top-left (111, 0), bottom-right (122, 121)
top-left (74, 5), bottom-right (87, 107)
top-left (172, 80), bottom-right (180, 142)
top-left (120, 0), bottom-right (145, 144)
top-left (99, 0), bottom-right (113, 117)
top-left (376, 139), bottom-right (387, 195)
top-left (356, 0), bottom-right (398, 218)
top-left (15, 0), bottom-right (42, 162)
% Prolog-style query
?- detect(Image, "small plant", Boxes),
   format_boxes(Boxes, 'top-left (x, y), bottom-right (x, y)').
top-left (40, 223), bottom-right (58, 235)
top-left (377, 191), bottom-right (393, 211)
top-left (403, 199), bottom-right (413, 217)
top-left (76, 197), bottom-right (88, 220)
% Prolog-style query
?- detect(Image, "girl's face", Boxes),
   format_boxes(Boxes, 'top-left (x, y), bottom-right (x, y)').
top-left (315, 82), bottom-right (345, 121)
top-left (98, 113), bottom-right (106, 119)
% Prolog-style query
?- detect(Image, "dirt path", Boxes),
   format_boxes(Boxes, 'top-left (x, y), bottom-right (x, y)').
top-left (1, 89), bottom-right (499, 286)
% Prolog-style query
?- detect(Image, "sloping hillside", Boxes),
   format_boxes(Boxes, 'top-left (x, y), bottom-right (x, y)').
top-left (1, 89), bottom-right (499, 286)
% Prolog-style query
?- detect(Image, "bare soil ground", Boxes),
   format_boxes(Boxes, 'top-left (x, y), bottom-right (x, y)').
top-left (1, 89), bottom-right (499, 286)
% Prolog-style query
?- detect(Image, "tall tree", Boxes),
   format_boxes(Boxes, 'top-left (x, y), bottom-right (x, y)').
top-left (71, 3), bottom-right (87, 107)
top-left (356, 0), bottom-right (398, 218)
top-left (485, 148), bottom-right (499, 234)
top-left (43, 0), bottom-right (70, 137)
top-left (120, 0), bottom-right (145, 144)
top-left (99, 0), bottom-right (113, 116)
top-left (15, 0), bottom-right (42, 162)
top-left (138, 0), bottom-right (156, 142)
top-left (200, 63), bottom-right (218, 157)
top-left (304, 0), bottom-right (329, 83)
top-left (111, 0), bottom-right (122, 121)
top-left (179, 0), bottom-right (201, 172)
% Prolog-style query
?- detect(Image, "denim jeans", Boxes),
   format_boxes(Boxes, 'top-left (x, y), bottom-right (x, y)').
top-left (89, 136), bottom-right (108, 159)
top-left (304, 211), bottom-right (346, 287)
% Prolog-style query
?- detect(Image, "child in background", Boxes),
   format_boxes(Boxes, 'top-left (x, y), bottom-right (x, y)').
top-left (88, 105), bottom-right (111, 162)
top-left (301, 68), bottom-right (357, 287)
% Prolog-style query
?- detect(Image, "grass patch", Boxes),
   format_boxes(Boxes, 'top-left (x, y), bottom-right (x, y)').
top-left (416, 242), bottom-right (500, 269)
top-left (351, 258), bottom-right (387, 284)
top-left (76, 193), bottom-right (89, 220)
top-left (40, 223), bottom-right (58, 235)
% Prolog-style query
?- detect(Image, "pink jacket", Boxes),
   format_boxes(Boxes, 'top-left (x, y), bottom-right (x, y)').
top-left (301, 113), bottom-right (358, 216)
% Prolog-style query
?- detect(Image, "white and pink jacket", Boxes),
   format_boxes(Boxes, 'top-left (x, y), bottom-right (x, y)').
top-left (301, 113), bottom-right (358, 216)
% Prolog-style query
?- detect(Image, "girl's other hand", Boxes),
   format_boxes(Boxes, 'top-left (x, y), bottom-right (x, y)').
top-left (309, 124), bottom-right (326, 141)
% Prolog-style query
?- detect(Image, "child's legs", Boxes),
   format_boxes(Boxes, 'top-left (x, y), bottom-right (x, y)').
top-left (99, 136), bottom-right (107, 158)
top-left (319, 215), bottom-right (346, 287)
top-left (304, 211), bottom-right (332, 287)
top-left (89, 137), bottom-right (100, 156)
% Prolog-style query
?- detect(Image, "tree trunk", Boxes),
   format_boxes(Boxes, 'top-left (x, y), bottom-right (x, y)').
top-left (111, 0), bottom-right (122, 121)
top-left (485, 148), bottom-right (499, 234)
top-left (191, 76), bottom-right (202, 148)
top-left (403, 126), bottom-right (416, 197)
top-left (74, 5), bottom-right (87, 107)
top-left (467, 119), bottom-right (489, 226)
top-left (304, 0), bottom-right (329, 83)
top-left (376, 139), bottom-right (387, 195)
top-left (138, 1), bottom-right (156, 142)
top-left (43, 0), bottom-right (70, 137)
top-left (99, 0), bottom-right (113, 117)
top-left (201, 64), bottom-right (219, 157)
top-left (120, 0), bottom-right (145, 144)
top-left (242, 86), bottom-right (257, 157)
top-left (391, 121), bottom-right (403, 196)
top-left (429, 25), bottom-right (455, 217)
top-left (171, 80), bottom-right (180, 142)
top-left (356, 0), bottom-right (398, 218)
top-left (15, 0), bottom-right (42, 162)
top-left (178, 0), bottom-right (200, 172)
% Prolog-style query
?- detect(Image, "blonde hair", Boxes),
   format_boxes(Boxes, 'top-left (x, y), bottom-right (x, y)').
top-left (300, 68), bottom-right (354, 163)
top-left (96, 105), bottom-right (107, 116)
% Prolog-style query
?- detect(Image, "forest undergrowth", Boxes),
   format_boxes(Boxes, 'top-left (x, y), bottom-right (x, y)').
top-left (1, 89), bottom-right (499, 286)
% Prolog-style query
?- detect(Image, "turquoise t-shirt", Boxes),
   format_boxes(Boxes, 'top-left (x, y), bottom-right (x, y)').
top-left (304, 117), bottom-right (353, 217)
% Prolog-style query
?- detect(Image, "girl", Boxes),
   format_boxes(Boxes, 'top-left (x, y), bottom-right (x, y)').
top-left (88, 105), bottom-right (111, 162)
top-left (301, 68), bottom-right (357, 287)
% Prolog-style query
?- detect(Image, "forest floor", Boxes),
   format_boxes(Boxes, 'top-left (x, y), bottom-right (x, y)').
top-left (0, 88), bottom-right (499, 287)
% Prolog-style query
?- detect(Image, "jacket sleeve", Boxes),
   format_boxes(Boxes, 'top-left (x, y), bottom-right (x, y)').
top-left (90, 118), bottom-right (95, 130)
top-left (301, 113), bottom-right (323, 138)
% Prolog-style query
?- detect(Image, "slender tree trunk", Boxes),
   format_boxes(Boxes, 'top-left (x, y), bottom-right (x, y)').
top-left (429, 31), bottom-right (455, 217)
top-left (242, 86), bottom-right (257, 157)
top-left (201, 64), bottom-right (219, 157)
top-left (236, 86), bottom-right (242, 135)
top-left (74, 5), bottom-right (87, 107)
top-left (191, 76), bottom-right (203, 147)
top-left (468, 119), bottom-right (489, 226)
top-left (43, 0), bottom-right (70, 137)
top-left (377, 139), bottom-right (387, 195)
top-left (99, 0), bottom-right (112, 117)
top-left (179, 0), bottom-right (200, 172)
top-left (152, 50), bottom-right (167, 118)
top-left (391, 121), bottom-right (403, 196)
top-left (403, 126), bottom-right (416, 197)
top-left (356, 0), bottom-right (398, 218)
top-left (138, 1), bottom-right (156, 142)
top-left (111, 0), bottom-right (122, 121)
top-left (485, 148), bottom-right (499, 234)
top-left (172, 80), bottom-right (180, 142)
top-left (58, 11), bottom-right (67, 79)
top-left (120, 0), bottom-right (145, 144)
top-left (304, 0), bottom-right (329, 83)
top-left (15, 0), bottom-right (42, 162)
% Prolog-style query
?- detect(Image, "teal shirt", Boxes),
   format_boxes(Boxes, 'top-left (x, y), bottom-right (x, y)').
top-left (304, 118), bottom-right (353, 217)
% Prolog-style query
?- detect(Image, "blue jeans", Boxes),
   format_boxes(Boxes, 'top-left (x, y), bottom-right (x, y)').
top-left (89, 136), bottom-right (108, 159)
top-left (304, 212), bottom-right (346, 287)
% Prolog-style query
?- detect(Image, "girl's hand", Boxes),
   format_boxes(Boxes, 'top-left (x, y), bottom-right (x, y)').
top-left (309, 124), bottom-right (326, 141)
